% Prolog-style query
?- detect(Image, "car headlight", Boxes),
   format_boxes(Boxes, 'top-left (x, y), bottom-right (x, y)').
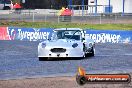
top-left (72, 43), bottom-right (78, 48)
top-left (42, 43), bottom-right (46, 48)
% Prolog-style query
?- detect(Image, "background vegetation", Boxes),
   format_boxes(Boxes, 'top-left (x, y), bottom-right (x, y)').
top-left (12, 0), bottom-right (20, 4)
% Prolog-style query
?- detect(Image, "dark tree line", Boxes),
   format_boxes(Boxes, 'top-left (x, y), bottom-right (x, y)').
top-left (19, 0), bottom-right (88, 9)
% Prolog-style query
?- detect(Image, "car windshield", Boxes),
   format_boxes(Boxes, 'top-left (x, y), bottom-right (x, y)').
top-left (52, 30), bottom-right (81, 40)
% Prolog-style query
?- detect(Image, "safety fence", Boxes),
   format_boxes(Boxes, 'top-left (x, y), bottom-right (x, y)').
top-left (0, 10), bottom-right (132, 24)
top-left (0, 27), bottom-right (132, 43)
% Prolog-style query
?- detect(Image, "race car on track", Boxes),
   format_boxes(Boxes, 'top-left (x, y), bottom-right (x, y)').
top-left (38, 28), bottom-right (95, 60)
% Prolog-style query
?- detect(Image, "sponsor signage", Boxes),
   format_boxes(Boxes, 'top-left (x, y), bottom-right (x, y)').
top-left (76, 67), bottom-right (131, 85)
top-left (85, 30), bottom-right (132, 43)
top-left (0, 27), bottom-right (10, 40)
top-left (0, 27), bottom-right (132, 43)
top-left (0, 27), bottom-right (53, 41)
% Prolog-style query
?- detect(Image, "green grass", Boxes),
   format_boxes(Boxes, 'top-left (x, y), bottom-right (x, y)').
top-left (0, 21), bottom-right (132, 30)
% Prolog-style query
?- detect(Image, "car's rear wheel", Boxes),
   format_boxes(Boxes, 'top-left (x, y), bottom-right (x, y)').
top-left (90, 47), bottom-right (95, 56)
top-left (85, 47), bottom-right (95, 57)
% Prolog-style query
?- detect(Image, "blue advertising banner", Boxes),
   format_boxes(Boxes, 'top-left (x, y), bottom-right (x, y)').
top-left (8, 27), bottom-right (53, 41)
top-left (85, 29), bottom-right (132, 43)
top-left (1, 27), bottom-right (132, 43)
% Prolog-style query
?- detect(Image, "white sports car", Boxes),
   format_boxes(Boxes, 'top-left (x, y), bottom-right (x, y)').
top-left (38, 28), bottom-right (95, 60)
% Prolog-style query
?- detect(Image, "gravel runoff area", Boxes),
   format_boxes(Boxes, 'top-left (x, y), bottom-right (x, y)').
top-left (0, 75), bottom-right (132, 88)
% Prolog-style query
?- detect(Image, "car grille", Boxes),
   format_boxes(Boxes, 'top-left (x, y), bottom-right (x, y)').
top-left (50, 48), bottom-right (66, 53)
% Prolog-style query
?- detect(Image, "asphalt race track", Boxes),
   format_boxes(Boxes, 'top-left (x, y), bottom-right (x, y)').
top-left (0, 40), bottom-right (132, 80)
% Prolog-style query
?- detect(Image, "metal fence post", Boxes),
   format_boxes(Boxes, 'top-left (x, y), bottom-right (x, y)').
top-left (100, 14), bottom-right (102, 24)
top-left (33, 11), bottom-right (35, 22)
top-left (44, 15), bottom-right (47, 22)
top-left (58, 15), bottom-right (60, 23)
top-left (115, 13), bottom-right (117, 23)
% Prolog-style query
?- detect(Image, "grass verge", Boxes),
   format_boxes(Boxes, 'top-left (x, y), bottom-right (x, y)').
top-left (0, 21), bottom-right (132, 30)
